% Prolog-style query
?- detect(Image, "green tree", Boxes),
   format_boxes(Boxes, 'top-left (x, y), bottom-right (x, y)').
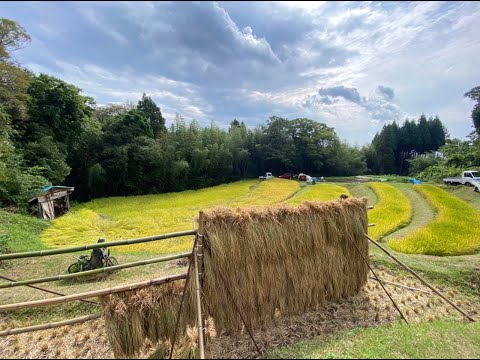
top-left (0, 18), bottom-right (31, 60)
top-left (137, 93), bottom-right (166, 138)
top-left (22, 136), bottom-right (70, 184)
top-left (94, 102), bottom-right (134, 125)
top-left (24, 74), bottom-right (95, 152)
top-left (464, 86), bottom-right (480, 136)
top-left (0, 106), bottom-right (47, 208)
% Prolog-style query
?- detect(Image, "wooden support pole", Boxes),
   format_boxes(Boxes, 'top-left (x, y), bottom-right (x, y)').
top-left (369, 276), bottom-right (432, 294)
top-left (197, 211), bottom-right (207, 347)
top-left (168, 233), bottom-right (196, 360)
top-left (193, 243), bottom-right (205, 359)
top-left (368, 223), bottom-right (376, 227)
top-left (0, 273), bottom-right (187, 313)
top-left (0, 313), bottom-right (101, 337)
top-left (366, 234), bottom-right (476, 322)
top-left (348, 236), bottom-right (408, 324)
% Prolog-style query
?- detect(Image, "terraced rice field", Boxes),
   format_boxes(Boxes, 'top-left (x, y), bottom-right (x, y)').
top-left (390, 184), bottom-right (480, 256)
top-left (40, 178), bottom-right (480, 256)
top-left (367, 182), bottom-right (413, 240)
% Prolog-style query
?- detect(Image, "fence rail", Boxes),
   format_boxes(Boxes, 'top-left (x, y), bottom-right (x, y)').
top-left (0, 230), bottom-right (196, 261)
top-left (0, 313), bottom-right (102, 337)
top-left (0, 273), bottom-right (188, 313)
top-left (0, 252), bottom-right (191, 289)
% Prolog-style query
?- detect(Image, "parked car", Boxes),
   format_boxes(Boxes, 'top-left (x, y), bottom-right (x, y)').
top-left (278, 173), bottom-right (292, 179)
top-left (259, 172), bottom-right (273, 180)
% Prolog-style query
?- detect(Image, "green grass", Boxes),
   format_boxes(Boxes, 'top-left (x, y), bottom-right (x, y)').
top-left (342, 183), bottom-right (378, 207)
top-left (265, 320), bottom-right (480, 359)
top-left (0, 210), bottom-right (48, 253)
top-left (390, 184), bottom-right (480, 256)
top-left (287, 183), bottom-right (351, 204)
top-left (440, 184), bottom-right (480, 211)
top-left (367, 183), bottom-right (413, 240)
top-left (41, 179), bottom-right (300, 254)
top-left (363, 175), bottom-right (412, 183)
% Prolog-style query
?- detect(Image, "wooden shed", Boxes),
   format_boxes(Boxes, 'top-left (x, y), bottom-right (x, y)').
top-left (29, 186), bottom-right (75, 220)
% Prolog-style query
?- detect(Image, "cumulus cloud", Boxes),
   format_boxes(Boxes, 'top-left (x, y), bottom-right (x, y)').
top-left (376, 85), bottom-right (395, 101)
top-left (127, 2), bottom-right (280, 66)
top-left (302, 85), bottom-right (402, 122)
top-left (318, 85), bottom-right (362, 104)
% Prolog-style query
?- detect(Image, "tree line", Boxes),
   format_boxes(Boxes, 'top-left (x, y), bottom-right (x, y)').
top-left (1, 18), bottom-right (478, 209)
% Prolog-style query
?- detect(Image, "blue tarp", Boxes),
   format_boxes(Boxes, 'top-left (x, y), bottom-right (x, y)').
top-left (409, 178), bottom-right (423, 185)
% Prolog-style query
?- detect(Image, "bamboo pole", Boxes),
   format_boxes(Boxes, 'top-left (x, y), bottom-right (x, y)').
top-left (169, 229), bottom-right (196, 360)
top-left (0, 252), bottom-right (191, 289)
top-left (0, 274), bottom-right (97, 305)
top-left (366, 234), bottom-right (476, 322)
top-left (193, 243), bottom-right (205, 359)
top-left (197, 211), bottom-right (207, 346)
top-left (369, 277), bottom-right (432, 294)
top-left (368, 224), bottom-right (376, 227)
top-left (0, 313), bottom-right (101, 337)
top-left (347, 233), bottom-right (408, 324)
top-left (0, 273), bottom-right (187, 313)
top-left (0, 230), bottom-right (196, 261)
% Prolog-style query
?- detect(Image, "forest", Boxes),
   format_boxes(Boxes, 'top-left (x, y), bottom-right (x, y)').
top-left (1, 18), bottom-right (480, 208)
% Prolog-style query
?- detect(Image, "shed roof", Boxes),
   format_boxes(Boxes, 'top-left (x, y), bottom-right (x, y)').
top-left (29, 186), bottom-right (75, 202)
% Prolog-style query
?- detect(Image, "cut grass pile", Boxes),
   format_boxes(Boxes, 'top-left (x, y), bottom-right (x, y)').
top-left (287, 183), bottom-right (351, 205)
top-left (41, 179), bottom-right (299, 254)
top-left (389, 184), bottom-right (480, 256)
top-left (368, 183), bottom-right (412, 240)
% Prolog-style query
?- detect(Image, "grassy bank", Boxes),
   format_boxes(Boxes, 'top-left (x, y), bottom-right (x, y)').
top-left (265, 320), bottom-right (480, 359)
top-left (0, 211), bottom-right (48, 253)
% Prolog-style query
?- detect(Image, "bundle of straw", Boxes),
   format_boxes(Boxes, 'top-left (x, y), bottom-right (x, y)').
top-left (99, 281), bottom-right (194, 358)
top-left (197, 198), bottom-right (369, 334)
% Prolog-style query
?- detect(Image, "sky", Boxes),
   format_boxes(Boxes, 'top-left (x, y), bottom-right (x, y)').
top-left (2, 1), bottom-right (480, 145)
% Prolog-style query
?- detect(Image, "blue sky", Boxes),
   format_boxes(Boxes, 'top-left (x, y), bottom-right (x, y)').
top-left (2, 1), bottom-right (479, 144)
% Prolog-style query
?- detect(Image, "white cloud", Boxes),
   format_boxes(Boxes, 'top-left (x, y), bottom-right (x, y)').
top-left (78, 7), bottom-right (129, 45)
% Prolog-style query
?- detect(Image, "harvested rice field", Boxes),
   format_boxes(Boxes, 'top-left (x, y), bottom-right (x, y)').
top-left (0, 267), bottom-right (478, 359)
top-left (41, 178), bottom-right (300, 254)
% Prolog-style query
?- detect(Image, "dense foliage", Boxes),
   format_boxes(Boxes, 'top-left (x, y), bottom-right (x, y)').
top-left (365, 115), bottom-right (447, 175)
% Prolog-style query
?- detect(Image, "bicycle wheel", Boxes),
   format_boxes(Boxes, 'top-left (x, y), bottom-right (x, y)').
top-left (68, 262), bottom-right (82, 274)
top-left (106, 257), bottom-right (118, 267)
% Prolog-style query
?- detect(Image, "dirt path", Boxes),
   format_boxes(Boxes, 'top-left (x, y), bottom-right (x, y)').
top-left (342, 183), bottom-right (378, 206)
top-left (385, 183), bottom-right (435, 241)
